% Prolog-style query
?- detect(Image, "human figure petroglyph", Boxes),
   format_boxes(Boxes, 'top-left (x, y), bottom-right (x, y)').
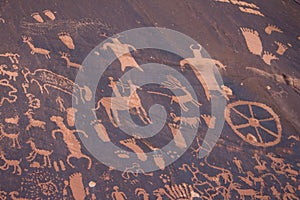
top-left (56, 96), bottom-right (66, 112)
top-left (94, 79), bottom-right (151, 127)
top-left (43, 10), bottom-right (56, 20)
top-left (0, 123), bottom-right (21, 148)
top-left (102, 35), bottom-right (143, 72)
top-left (69, 172), bottom-right (86, 200)
top-left (26, 138), bottom-right (53, 168)
top-left (24, 109), bottom-right (46, 131)
top-left (0, 79), bottom-right (17, 106)
top-left (51, 116), bottom-right (92, 169)
top-left (0, 53), bottom-right (19, 64)
top-left (0, 64), bottom-right (18, 81)
top-left (121, 163), bottom-right (153, 180)
top-left (22, 68), bottom-right (92, 104)
top-left (240, 28), bottom-right (278, 65)
top-left (22, 36), bottom-right (51, 59)
top-left (180, 45), bottom-right (226, 100)
top-left (233, 157), bottom-right (244, 173)
top-left (265, 25), bottom-right (283, 35)
top-left (0, 151), bottom-right (22, 175)
top-left (112, 186), bottom-right (127, 200)
top-left (59, 52), bottom-right (83, 70)
top-left (58, 33), bottom-right (75, 49)
top-left (120, 138), bottom-right (147, 161)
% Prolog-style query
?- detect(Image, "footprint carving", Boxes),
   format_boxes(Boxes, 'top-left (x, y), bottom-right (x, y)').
top-left (274, 41), bottom-right (288, 55)
top-left (265, 24), bottom-right (283, 35)
top-left (240, 27), bottom-right (279, 65)
top-left (58, 32), bottom-right (75, 49)
top-left (120, 138), bottom-right (147, 161)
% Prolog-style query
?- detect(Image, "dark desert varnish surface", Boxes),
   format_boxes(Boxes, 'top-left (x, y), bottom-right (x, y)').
top-left (0, 0), bottom-right (299, 199)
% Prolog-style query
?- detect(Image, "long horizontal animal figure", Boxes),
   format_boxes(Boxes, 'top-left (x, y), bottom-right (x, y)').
top-left (22, 67), bottom-right (92, 104)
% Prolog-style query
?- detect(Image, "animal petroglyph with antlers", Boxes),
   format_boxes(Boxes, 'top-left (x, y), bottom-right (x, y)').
top-left (22, 36), bottom-right (51, 59)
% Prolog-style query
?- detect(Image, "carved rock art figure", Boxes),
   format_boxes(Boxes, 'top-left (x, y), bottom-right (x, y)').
top-left (121, 163), bottom-right (153, 180)
top-left (59, 52), bottom-right (83, 70)
top-left (51, 116), bottom-right (92, 169)
top-left (0, 64), bottom-right (18, 81)
top-left (240, 28), bottom-right (278, 65)
top-left (233, 157), bottom-right (244, 173)
top-left (225, 101), bottom-right (282, 147)
top-left (135, 188), bottom-right (150, 200)
top-left (91, 120), bottom-right (110, 142)
top-left (26, 138), bottom-right (53, 168)
top-left (0, 52), bottom-right (20, 64)
top-left (43, 10), bottom-right (56, 20)
top-left (201, 114), bottom-right (216, 129)
top-left (168, 123), bottom-right (187, 149)
top-left (69, 172), bottom-right (86, 200)
top-left (153, 183), bottom-right (200, 200)
top-left (58, 33), bottom-right (75, 50)
top-left (102, 35), bottom-right (143, 72)
top-left (94, 79), bottom-right (151, 127)
top-left (180, 45), bottom-right (226, 100)
top-left (0, 79), bottom-right (17, 106)
top-left (24, 109), bottom-right (46, 131)
top-left (22, 68), bottom-right (92, 104)
top-left (22, 36), bottom-right (51, 59)
top-left (0, 151), bottom-right (22, 175)
top-left (0, 123), bottom-right (21, 148)
top-left (216, 0), bottom-right (264, 16)
top-left (170, 112), bottom-right (201, 128)
top-left (120, 138), bottom-right (147, 161)
top-left (111, 186), bottom-right (127, 200)
top-left (265, 24), bottom-right (283, 35)
top-left (274, 41), bottom-right (288, 55)
top-left (31, 12), bottom-right (44, 23)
